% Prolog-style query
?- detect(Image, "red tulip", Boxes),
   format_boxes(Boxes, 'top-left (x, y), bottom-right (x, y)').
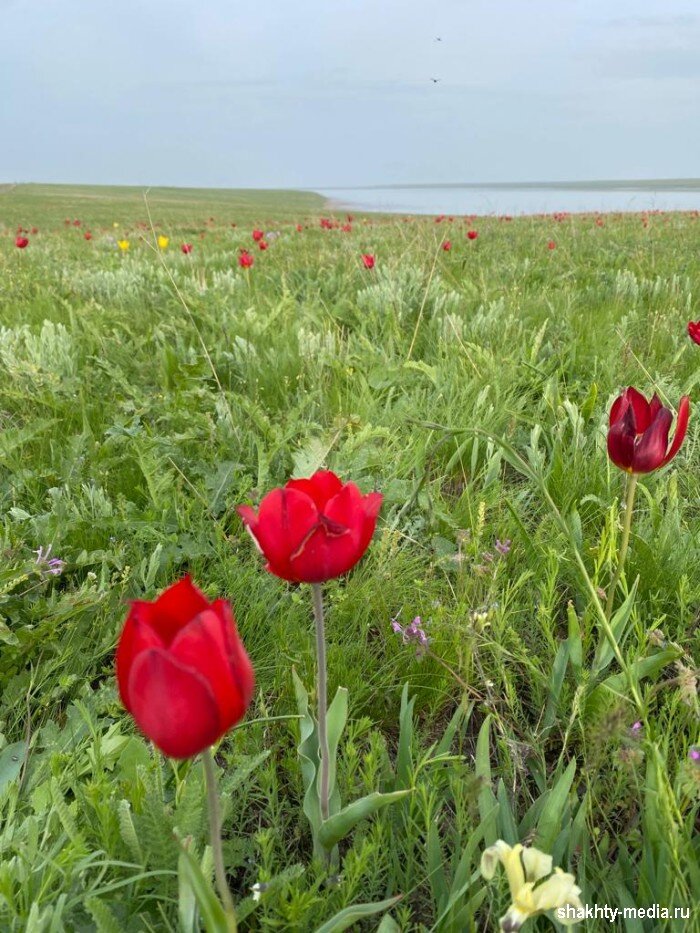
top-left (84, 232), bottom-right (92, 241)
top-left (467, 230), bottom-right (478, 240)
top-left (31, 227), bottom-right (38, 235)
top-left (607, 387), bottom-right (690, 474)
top-left (252, 229), bottom-right (264, 242)
top-left (361, 253), bottom-right (375, 269)
top-left (239, 250), bottom-right (254, 268)
top-left (15, 236), bottom-right (28, 249)
top-left (116, 577), bottom-right (254, 758)
top-left (237, 469), bottom-right (382, 583)
top-left (181, 243), bottom-right (193, 254)
top-left (547, 240), bottom-right (556, 250)
top-left (259, 240), bottom-right (268, 251)
top-left (442, 240), bottom-right (452, 251)
top-left (688, 321), bottom-right (700, 345)
top-left (296, 224), bottom-right (303, 232)
top-left (342, 223), bottom-right (352, 233)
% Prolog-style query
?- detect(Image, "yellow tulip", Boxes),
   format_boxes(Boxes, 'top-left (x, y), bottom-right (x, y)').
top-left (481, 841), bottom-right (583, 930)
top-left (117, 239), bottom-right (130, 252)
top-left (158, 235), bottom-right (169, 250)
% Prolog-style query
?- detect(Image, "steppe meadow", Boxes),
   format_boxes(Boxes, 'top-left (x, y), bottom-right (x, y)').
top-left (0, 183), bottom-right (699, 931)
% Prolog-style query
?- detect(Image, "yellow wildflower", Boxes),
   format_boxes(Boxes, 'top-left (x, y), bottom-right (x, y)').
top-left (117, 239), bottom-right (130, 252)
top-left (481, 840), bottom-right (583, 930)
top-left (157, 235), bottom-right (169, 250)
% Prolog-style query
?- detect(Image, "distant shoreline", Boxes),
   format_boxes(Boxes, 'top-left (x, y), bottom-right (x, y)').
top-left (316, 178), bottom-right (700, 192)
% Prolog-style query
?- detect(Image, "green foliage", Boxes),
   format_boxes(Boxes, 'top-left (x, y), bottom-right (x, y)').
top-left (0, 188), bottom-right (698, 929)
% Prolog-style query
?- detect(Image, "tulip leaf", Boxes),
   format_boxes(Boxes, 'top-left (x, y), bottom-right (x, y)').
top-left (313, 895), bottom-right (402, 933)
top-left (324, 685), bottom-right (349, 820)
top-left (292, 669), bottom-right (323, 847)
top-left (177, 844), bottom-right (228, 933)
top-left (395, 683), bottom-right (417, 790)
top-left (0, 741), bottom-right (26, 796)
top-left (475, 718), bottom-right (498, 847)
top-left (318, 789), bottom-right (412, 850)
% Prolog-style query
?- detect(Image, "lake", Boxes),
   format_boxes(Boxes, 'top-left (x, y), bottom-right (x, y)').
top-left (317, 181), bottom-right (700, 216)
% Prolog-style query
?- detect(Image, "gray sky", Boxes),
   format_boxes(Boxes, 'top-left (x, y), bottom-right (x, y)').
top-left (2, 0), bottom-right (699, 188)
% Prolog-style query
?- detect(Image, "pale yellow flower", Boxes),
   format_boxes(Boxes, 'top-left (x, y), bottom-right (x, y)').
top-left (117, 239), bottom-right (130, 252)
top-left (157, 235), bottom-right (169, 250)
top-left (481, 841), bottom-right (583, 930)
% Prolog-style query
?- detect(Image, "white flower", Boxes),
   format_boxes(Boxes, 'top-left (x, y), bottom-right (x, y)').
top-left (481, 840), bottom-right (583, 930)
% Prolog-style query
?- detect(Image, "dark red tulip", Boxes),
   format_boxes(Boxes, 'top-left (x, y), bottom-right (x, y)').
top-left (547, 240), bottom-right (556, 250)
top-left (296, 224), bottom-right (303, 232)
top-left (15, 236), bottom-right (29, 249)
top-left (688, 321), bottom-right (700, 345)
top-left (259, 240), bottom-right (268, 251)
top-left (342, 223), bottom-right (352, 233)
top-left (84, 232), bottom-right (92, 241)
top-left (181, 243), bottom-right (193, 254)
top-left (467, 230), bottom-right (478, 240)
top-left (443, 240), bottom-right (452, 251)
top-left (237, 469), bottom-right (382, 583)
top-left (116, 577), bottom-right (254, 759)
top-left (239, 249), bottom-right (254, 269)
top-left (252, 229), bottom-right (264, 242)
top-left (361, 253), bottom-right (375, 269)
top-left (607, 387), bottom-right (690, 474)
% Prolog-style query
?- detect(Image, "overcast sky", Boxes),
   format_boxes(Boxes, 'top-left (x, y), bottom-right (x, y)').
top-left (2, 0), bottom-right (699, 188)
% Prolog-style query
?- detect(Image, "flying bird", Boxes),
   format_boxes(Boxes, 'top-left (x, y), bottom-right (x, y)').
top-left (435, 37), bottom-right (442, 41)
top-left (430, 77), bottom-right (441, 83)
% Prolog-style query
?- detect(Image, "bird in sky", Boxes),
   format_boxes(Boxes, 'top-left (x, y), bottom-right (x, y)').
top-left (430, 77), bottom-right (441, 83)
top-left (435, 36), bottom-right (442, 41)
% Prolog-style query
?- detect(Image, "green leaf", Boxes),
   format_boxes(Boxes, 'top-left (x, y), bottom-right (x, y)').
top-left (376, 915), bottom-right (401, 933)
top-left (395, 683), bottom-right (417, 789)
top-left (313, 896), bottom-right (403, 933)
top-left (0, 741), bottom-right (26, 795)
top-left (177, 844), bottom-right (228, 933)
top-left (566, 601), bottom-right (582, 674)
top-left (593, 579), bottom-right (638, 675)
top-left (292, 668), bottom-right (323, 846)
top-left (542, 641), bottom-right (570, 732)
top-left (475, 718), bottom-right (498, 847)
top-left (325, 685), bottom-right (349, 819)
top-left (318, 790), bottom-right (412, 850)
top-left (534, 759), bottom-right (577, 852)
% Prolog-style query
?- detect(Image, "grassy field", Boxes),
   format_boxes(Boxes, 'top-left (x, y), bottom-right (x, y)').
top-left (0, 183), bottom-right (698, 931)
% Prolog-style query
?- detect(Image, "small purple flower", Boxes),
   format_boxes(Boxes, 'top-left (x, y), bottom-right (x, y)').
top-left (391, 615), bottom-right (430, 658)
top-left (630, 721), bottom-right (643, 738)
top-left (34, 545), bottom-right (65, 577)
top-left (689, 746), bottom-right (700, 765)
top-left (495, 538), bottom-right (511, 556)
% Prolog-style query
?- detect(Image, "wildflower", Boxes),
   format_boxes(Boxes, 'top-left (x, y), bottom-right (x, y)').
top-left (239, 250), bottom-right (254, 269)
top-left (607, 387), bottom-right (690, 474)
top-left (34, 545), bottom-right (65, 576)
top-left (689, 747), bottom-right (700, 765)
top-left (495, 538), bottom-right (511, 556)
top-left (361, 253), bottom-right (375, 269)
top-left (467, 230), bottom-right (478, 240)
top-left (157, 235), bottom-right (169, 250)
top-left (547, 240), bottom-right (556, 250)
top-left (117, 239), bottom-right (130, 252)
top-left (259, 240), bottom-right (268, 251)
top-left (481, 840), bottom-right (583, 930)
top-left (115, 577), bottom-right (254, 758)
top-left (442, 240), bottom-right (452, 251)
top-left (237, 470), bottom-right (382, 583)
top-left (181, 243), bottom-right (193, 254)
top-left (342, 223), bottom-right (352, 233)
top-left (250, 882), bottom-right (270, 902)
top-left (392, 615), bottom-right (430, 658)
top-left (84, 232), bottom-right (93, 241)
top-left (15, 236), bottom-right (29, 249)
top-left (296, 224), bottom-right (303, 232)
top-left (688, 321), bottom-right (700, 345)
top-left (252, 229), bottom-right (264, 242)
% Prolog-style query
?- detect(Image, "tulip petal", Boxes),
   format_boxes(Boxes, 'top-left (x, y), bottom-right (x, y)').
top-left (286, 470), bottom-right (343, 511)
top-left (150, 576), bottom-right (211, 644)
top-left (127, 648), bottom-right (221, 758)
top-left (116, 603), bottom-right (164, 713)
top-left (607, 405), bottom-right (636, 471)
top-left (169, 608), bottom-right (252, 730)
top-left (632, 406), bottom-right (672, 472)
top-left (660, 395), bottom-right (690, 467)
top-left (252, 487), bottom-right (319, 581)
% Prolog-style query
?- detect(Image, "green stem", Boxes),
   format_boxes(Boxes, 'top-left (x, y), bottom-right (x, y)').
top-left (202, 748), bottom-right (238, 933)
top-left (311, 583), bottom-right (331, 826)
top-left (605, 473), bottom-right (639, 620)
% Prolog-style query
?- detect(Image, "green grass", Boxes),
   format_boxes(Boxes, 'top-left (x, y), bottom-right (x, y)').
top-left (0, 183), bottom-right (699, 931)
